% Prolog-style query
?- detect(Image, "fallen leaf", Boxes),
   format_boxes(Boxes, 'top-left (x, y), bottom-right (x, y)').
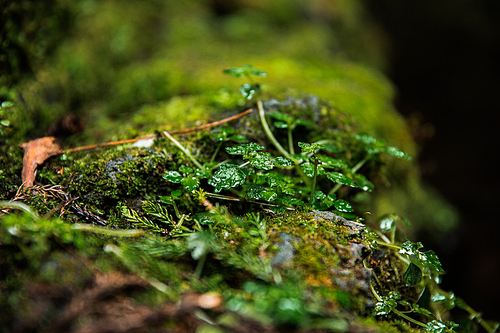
top-left (20, 137), bottom-right (62, 188)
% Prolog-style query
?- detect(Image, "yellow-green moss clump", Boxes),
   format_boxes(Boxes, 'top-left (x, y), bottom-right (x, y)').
top-left (1, 92), bottom-right (471, 331)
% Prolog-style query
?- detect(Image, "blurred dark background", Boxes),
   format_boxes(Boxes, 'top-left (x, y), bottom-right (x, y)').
top-left (368, 0), bottom-right (500, 321)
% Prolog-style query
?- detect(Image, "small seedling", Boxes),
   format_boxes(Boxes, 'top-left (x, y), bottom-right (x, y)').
top-left (223, 65), bottom-right (267, 100)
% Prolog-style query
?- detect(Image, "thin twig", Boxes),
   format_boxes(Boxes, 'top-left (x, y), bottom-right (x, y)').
top-left (64, 109), bottom-right (253, 154)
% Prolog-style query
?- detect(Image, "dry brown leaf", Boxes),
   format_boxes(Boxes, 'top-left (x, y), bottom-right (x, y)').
top-left (20, 136), bottom-right (62, 188)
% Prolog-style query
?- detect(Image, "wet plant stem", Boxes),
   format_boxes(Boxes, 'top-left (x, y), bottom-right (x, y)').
top-left (163, 131), bottom-right (206, 171)
top-left (210, 142), bottom-right (224, 164)
top-left (170, 195), bottom-right (181, 218)
top-left (351, 154), bottom-right (371, 174)
top-left (258, 100), bottom-right (291, 159)
top-left (370, 283), bottom-right (426, 328)
top-left (458, 301), bottom-right (498, 333)
top-left (288, 128), bottom-right (295, 155)
top-left (308, 157), bottom-right (318, 205)
top-left (194, 252), bottom-right (207, 279)
top-left (257, 100), bottom-right (310, 186)
top-left (328, 154), bottom-right (371, 195)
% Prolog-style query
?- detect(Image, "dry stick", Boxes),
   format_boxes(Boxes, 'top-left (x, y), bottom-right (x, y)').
top-left (63, 109), bottom-right (253, 154)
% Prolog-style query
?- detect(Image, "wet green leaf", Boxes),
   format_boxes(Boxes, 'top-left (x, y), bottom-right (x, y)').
top-left (1, 101), bottom-right (13, 108)
top-left (314, 191), bottom-right (326, 200)
top-left (163, 171), bottom-right (182, 183)
top-left (179, 165), bottom-right (193, 175)
top-left (431, 293), bottom-right (447, 303)
top-left (399, 241), bottom-right (423, 256)
top-left (250, 153), bottom-right (274, 170)
top-left (192, 213), bottom-right (215, 225)
top-left (226, 143), bottom-right (264, 155)
top-left (403, 263), bottom-right (422, 286)
top-left (373, 293), bottom-right (399, 316)
top-left (194, 168), bottom-right (210, 178)
top-left (323, 194), bottom-right (337, 207)
top-left (273, 121), bottom-right (288, 129)
top-left (423, 320), bottom-right (448, 333)
top-left (334, 199), bottom-right (353, 213)
top-left (250, 69), bottom-right (267, 77)
top-left (268, 111), bottom-right (293, 123)
top-left (326, 172), bottom-right (357, 187)
top-left (422, 250), bottom-right (445, 274)
top-left (171, 190), bottom-right (182, 197)
top-left (293, 119), bottom-right (316, 128)
top-left (386, 146), bottom-right (412, 160)
top-left (318, 155), bottom-right (347, 169)
top-left (223, 67), bottom-right (246, 78)
top-left (239, 83), bottom-right (261, 100)
top-left (181, 176), bottom-right (200, 192)
top-left (223, 65), bottom-right (266, 78)
top-left (299, 161), bottom-right (325, 177)
top-left (209, 164), bottom-right (247, 193)
top-left (412, 304), bottom-right (434, 318)
top-left (398, 300), bottom-right (411, 308)
top-left (355, 174), bottom-right (374, 192)
top-left (247, 184), bottom-right (265, 200)
top-left (298, 142), bottom-right (325, 153)
top-left (265, 174), bottom-right (285, 188)
top-left (374, 302), bottom-right (392, 316)
top-left (228, 134), bottom-right (248, 142)
top-left (261, 190), bottom-right (278, 202)
top-left (388, 291), bottom-right (401, 300)
top-left (273, 156), bottom-right (294, 167)
top-left (399, 241), bottom-right (445, 276)
top-left (380, 216), bottom-right (396, 233)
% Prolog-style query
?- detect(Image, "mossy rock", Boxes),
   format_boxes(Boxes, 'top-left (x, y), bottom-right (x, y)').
top-left (1, 92), bottom-right (472, 332)
top-left (1, 1), bottom-right (476, 331)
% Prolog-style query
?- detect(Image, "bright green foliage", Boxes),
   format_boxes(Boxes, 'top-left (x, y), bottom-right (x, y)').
top-left (424, 320), bottom-right (459, 333)
top-left (0, 0), bottom-right (491, 329)
top-left (300, 160), bottom-right (325, 177)
top-left (239, 83), bottom-right (261, 100)
top-left (223, 65), bottom-right (267, 100)
top-left (356, 134), bottom-right (412, 160)
top-left (333, 199), bottom-right (353, 213)
top-left (223, 65), bottom-right (267, 79)
top-left (298, 141), bottom-right (324, 153)
top-left (1, 64), bottom-right (495, 332)
top-left (274, 156), bottom-right (294, 167)
top-left (326, 172), bottom-right (357, 188)
top-left (379, 213), bottom-right (411, 233)
top-left (374, 291), bottom-right (401, 316)
top-left (399, 241), bottom-right (445, 277)
top-left (268, 111), bottom-right (315, 130)
top-left (403, 263), bottom-right (423, 287)
top-left (164, 170), bottom-right (182, 183)
top-left (226, 142), bottom-right (264, 156)
top-left (208, 164), bottom-right (248, 193)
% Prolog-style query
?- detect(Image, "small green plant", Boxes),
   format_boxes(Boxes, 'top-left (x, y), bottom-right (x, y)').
top-left (4, 65), bottom-right (496, 333)
top-left (365, 215), bottom-right (499, 333)
top-left (223, 65), bottom-right (267, 100)
top-left (121, 198), bottom-right (193, 237)
top-left (0, 101), bottom-right (13, 136)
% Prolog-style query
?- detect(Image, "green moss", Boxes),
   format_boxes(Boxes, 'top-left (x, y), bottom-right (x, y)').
top-left (0, 1), bottom-right (479, 330)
